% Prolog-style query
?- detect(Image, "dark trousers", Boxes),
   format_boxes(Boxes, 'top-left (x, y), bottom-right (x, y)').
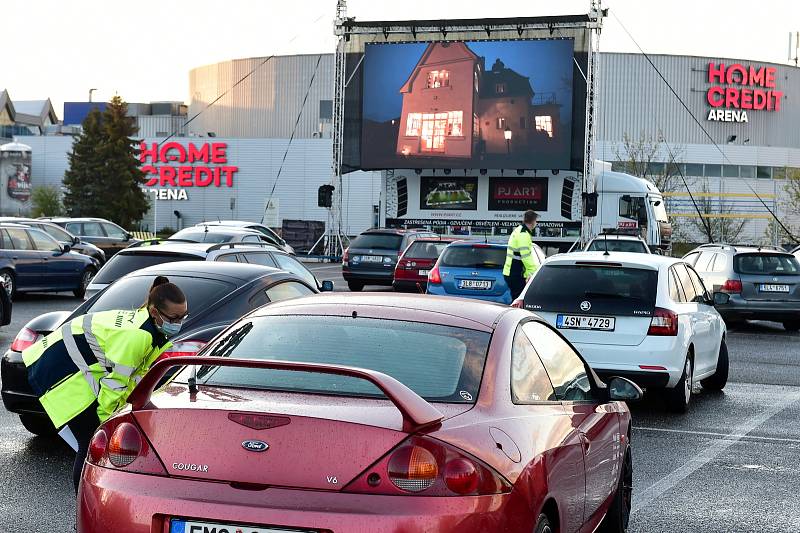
top-left (505, 259), bottom-right (526, 301)
top-left (66, 402), bottom-right (101, 493)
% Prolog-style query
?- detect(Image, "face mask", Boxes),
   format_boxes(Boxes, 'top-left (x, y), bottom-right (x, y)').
top-left (157, 320), bottom-right (183, 338)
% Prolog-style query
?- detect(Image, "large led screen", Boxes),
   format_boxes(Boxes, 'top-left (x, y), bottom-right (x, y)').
top-left (361, 39), bottom-right (575, 170)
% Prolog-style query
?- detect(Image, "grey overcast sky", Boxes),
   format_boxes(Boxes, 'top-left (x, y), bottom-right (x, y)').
top-left (4, 0), bottom-right (800, 117)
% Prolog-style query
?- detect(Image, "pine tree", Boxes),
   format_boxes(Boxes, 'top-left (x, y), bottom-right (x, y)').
top-left (62, 96), bottom-right (149, 228)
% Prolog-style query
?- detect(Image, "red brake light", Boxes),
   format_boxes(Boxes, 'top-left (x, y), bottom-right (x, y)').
top-left (88, 429), bottom-right (108, 464)
top-left (648, 307), bottom-right (678, 336)
top-left (722, 279), bottom-right (742, 293)
top-left (428, 265), bottom-right (442, 284)
top-left (158, 340), bottom-right (206, 361)
top-left (444, 457), bottom-right (480, 494)
top-left (11, 327), bottom-right (39, 352)
top-left (342, 248), bottom-right (349, 263)
top-left (86, 414), bottom-right (167, 475)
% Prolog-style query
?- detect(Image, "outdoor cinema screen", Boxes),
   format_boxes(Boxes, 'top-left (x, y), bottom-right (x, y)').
top-left (361, 39), bottom-right (576, 171)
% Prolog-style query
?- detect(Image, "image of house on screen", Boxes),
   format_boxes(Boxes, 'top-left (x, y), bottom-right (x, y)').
top-left (395, 41), bottom-right (561, 161)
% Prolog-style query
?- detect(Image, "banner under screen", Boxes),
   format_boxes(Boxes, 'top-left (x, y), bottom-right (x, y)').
top-left (361, 39), bottom-right (575, 170)
top-left (489, 177), bottom-right (548, 211)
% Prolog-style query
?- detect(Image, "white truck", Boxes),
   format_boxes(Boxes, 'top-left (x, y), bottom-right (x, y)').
top-left (380, 160), bottom-right (672, 254)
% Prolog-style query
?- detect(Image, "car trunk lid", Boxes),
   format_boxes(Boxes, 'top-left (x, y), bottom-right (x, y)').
top-left (734, 253), bottom-right (800, 302)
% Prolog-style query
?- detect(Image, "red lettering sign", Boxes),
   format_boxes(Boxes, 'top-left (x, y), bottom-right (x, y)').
top-left (706, 62), bottom-right (783, 114)
top-left (138, 141), bottom-right (238, 188)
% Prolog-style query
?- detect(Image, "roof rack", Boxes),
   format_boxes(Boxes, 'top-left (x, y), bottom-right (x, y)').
top-left (697, 243), bottom-right (789, 254)
top-left (697, 243), bottom-right (736, 251)
top-left (127, 238), bottom-right (200, 248)
top-left (206, 242), bottom-right (280, 252)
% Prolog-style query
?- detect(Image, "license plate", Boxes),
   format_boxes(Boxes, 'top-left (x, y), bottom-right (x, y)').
top-left (759, 284), bottom-right (790, 293)
top-left (419, 269), bottom-right (430, 276)
top-left (170, 518), bottom-right (310, 533)
top-left (360, 255), bottom-right (384, 263)
top-left (459, 279), bottom-right (492, 290)
top-left (557, 314), bottom-right (616, 331)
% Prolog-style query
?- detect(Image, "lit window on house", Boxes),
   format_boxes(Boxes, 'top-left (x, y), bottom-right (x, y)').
top-left (495, 83), bottom-right (506, 94)
top-left (497, 117), bottom-right (507, 130)
top-left (446, 111), bottom-right (463, 136)
top-left (535, 116), bottom-right (553, 138)
top-left (427, 70), bottom-right (450, 88)
top-left (406, 113), bottom-right (422, 136)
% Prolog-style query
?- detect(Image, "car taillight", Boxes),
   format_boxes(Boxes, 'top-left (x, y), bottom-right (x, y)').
top-left (10, 327), bottom-right (40, 352)
top-left (342, 248), bottom-right (349, 263)
top-left (158, 340), bottom-right (206, 360)
top-left (648, 307), bottom-right (678, 336)
top-left (396, 259), bottom-right (408, 270)
top-left (86, 414), bottom-right (167, 475)
top-left (511, 300), bottom-right (524, 308)
top-left (428, 265), bottom-right (442, 284)
top-left (722, 279), bottom-right (742, 293)
top-left (343, 436), bottom-right (511, 496)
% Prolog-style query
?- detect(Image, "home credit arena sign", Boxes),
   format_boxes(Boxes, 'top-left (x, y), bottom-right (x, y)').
top-left (139, 141), bottom-right (239, 200)
top-left (706, 63), bottom-right (784, 123)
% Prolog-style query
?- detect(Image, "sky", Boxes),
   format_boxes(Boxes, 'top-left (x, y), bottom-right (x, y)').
top-left (4, 0), bottom-right (800, 119)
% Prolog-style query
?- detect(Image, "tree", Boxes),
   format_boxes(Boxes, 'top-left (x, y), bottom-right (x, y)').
top-left (612, 130), bottom-right (685, 195)
top-left (30, 185), bottom-right (63, 217)
top-left (675, 179), bottom-right (749, 244)
top-left (63, 96), bottom-right (149, 228)
top-left (763, 168), bottom-right (800, 247)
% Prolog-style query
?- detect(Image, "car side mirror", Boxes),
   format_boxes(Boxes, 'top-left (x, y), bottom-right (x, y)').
top-left (320, 280), bottom-right (334, 292)
top-left (124, 233), bottom-right (132, 242)
top-left (713, 292), bottom-right (730, 305)
top-left (73, 236), bottom-right (80, 245)
top-left (607, 377), bottom-right (643, 402)
top-left (61, 244), bottom-right (71, 254)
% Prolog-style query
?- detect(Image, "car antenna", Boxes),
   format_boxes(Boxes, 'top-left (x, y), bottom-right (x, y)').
top-left (603, 232), bottom-right (610, 256)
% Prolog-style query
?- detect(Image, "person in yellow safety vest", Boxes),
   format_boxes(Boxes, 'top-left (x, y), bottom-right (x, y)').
top-left (503, 209), bottom-right (539, 300)
top-left (22, 276), bottom-right (187, 492)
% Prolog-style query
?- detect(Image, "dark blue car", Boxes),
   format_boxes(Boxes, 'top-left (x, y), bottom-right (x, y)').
top-left (426, 241), bottom-right (513, 304)
top-left (0, 223), bottom-right (99, 298)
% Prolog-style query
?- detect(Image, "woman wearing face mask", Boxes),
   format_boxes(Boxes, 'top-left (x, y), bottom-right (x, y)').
top-left (23, 276), bottom-right (187, 492)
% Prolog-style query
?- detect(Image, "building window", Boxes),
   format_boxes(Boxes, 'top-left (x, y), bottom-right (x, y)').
top-left (756, 166), bottom-right (772, 179)
top-left (495, 83), bottom-right (507, 94)
top-left (496, 117), bottom-right (507, 130)
top-left (723, 165), bottom-right (739, 178)
top-left (405, 113), bottom-right (422, 136)
top-left (519, 116), bottom-right (526, 129)
top-left (427, 70), bottom-right (450, 88)
top-left (684, 163), bottom-right (704, 176)
top-left (535, 115), bottom-right (553, 138)
top-left (446, 111), bottom-right (463, 136)
top-left (704, 164), bottom-right (722, 178)
top-left (739, 166), bottom-right (755, 179)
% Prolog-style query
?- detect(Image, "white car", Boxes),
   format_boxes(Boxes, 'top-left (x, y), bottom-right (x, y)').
top-left (514, 251), bottom-right (727, 412)
top-left (196, 220), bottom-right (295, 255)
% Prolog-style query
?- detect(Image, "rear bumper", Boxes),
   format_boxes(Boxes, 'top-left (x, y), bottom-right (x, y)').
top-left (427, 285), bottom-right (511, 305)
top-left (716, 298), bottom-right (800, 322)
top-left (78, 464), bottom-right (528, 533)
top-left (342, 267), bottom-right (394, 285)
top-left (1, 350), bottom-right (42, 415)
top-left (392, 279), bottom-right (427, 292)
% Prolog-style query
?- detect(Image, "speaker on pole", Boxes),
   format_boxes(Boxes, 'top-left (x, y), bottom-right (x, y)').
top-left (318, 184), bottom-right (335, 208)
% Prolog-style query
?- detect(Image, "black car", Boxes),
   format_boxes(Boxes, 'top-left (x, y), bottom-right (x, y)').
top-left (41, 217), bottom-right (140, 258)
top-left (0, 217), bottom-right (106, 263)
top-left (1, 261), bottom-right (321, 436)
top-left (342, 228), bottom-right (437, 291)
top-left (85, 240), bottom-right (333, 300)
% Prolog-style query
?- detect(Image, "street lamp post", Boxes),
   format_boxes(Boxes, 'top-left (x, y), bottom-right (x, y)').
top-left (89, 88), bottom-right (98, 103)
top-left (504, 126), bottom-right (512, 155)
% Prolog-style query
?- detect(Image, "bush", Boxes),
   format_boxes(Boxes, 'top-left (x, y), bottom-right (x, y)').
top-left (31, 186), bottom-right (64, 217)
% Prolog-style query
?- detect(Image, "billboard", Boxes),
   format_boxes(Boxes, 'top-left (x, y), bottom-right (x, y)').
top-left (488, 177), bottom-right (548, 211)
top-left (419, 176), bottom-right (478, 210)
top-left (358, 39), bottom-right (578, 171)
top-left (0, 143), bottom-right (32, 212)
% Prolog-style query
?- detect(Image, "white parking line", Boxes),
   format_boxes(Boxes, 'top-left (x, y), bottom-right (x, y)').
top-left (633, 426), bottom-right (800, 445)
top-left (631, 391), bottom-right (800, 514)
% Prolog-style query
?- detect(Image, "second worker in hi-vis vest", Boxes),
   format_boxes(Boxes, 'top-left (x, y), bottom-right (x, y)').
top-left (22, 276), bottom-right (187, 492)
top-left (503, 210), bottom-right (540, 301)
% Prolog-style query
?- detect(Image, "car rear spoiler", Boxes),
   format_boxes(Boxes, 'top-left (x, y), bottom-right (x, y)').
top-left (129, 356), bottom-right (444, 433)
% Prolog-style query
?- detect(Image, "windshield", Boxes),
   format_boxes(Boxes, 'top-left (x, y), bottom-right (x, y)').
top-left (586, 240), bottom-right (649, 253)
top-left (524, 264), bottom-right (658, 316)
top-left (171, 230), bottom-right (231, 243)
top-left (734, 254), bottom-right (800, 276)
top-left (404, 241), bottom-right (449, 259)
top-left (350, 233), bottom-right (403, 250)
top-left (93, 253), bottom-right (199, 284)
top-left (87, 275), bottom-right (235, 314)
top-left (184, 315), bottom-right (490, 403)
top-left (440, 246), bottom-right (506, 269)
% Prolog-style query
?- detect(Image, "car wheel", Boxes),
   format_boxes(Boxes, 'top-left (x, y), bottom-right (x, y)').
top-left (723, 316), bottom-right (745, 328)
top-left (667, 355), bottom-right (693, 414)
top-left (701, 339), bottom-right (729, 391)
top-left (534, 513), bottom-right (554, 533)
top-left (347, 281), bottom-right (364, 292)
top-left (783, 321), bottom-right (800, 332)
top-left (19, 414), bottom-right (57, 437)
top-left (73, 267), bottom-right (96, 298)
top-left (598, 447), bottom-right (632, 532)
top-left (0, 269), bottom-right (16, 299)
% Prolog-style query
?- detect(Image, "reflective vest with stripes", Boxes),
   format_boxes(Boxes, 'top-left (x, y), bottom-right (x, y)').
top-left (503, 224), bottom-right (538, 278)
top-left (22, 308), bottom-right (170, 428)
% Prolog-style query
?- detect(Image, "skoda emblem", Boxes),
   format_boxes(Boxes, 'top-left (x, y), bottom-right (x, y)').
top-left (580, 301), bottom-right (592, 312)
top-left (773, 277), bottom-right (779, 282)
top-left (472, 271), bottom-right (479, 276)
top-left (242, 440), bottom-right (269, 453)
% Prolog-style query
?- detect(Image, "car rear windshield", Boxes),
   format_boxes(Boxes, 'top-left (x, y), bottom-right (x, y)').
top-left (172, 231), bottom-right (231, 243)
top-left (586, 240), bottom-right (648, 253)
top-left (405, 241), bottom-right (449, 259)
top-left (92, 253), bottom-right (199, 284)
top-left (524, 264), bottom-right (658, 316)
top-left (350, 233), bottom-right (403, 250)
top-left (86, 275), bottom-right (235, 314)
top-left (734, 253), bottom-right (800, 275)
top-left (440, 246), bottom-right (506, 269)
top-left (189, 315), bottom-right (491, 403)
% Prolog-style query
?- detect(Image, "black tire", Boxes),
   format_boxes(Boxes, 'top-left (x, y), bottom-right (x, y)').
top-left (19, 414), bottom-right (57, 437)
top-left (666, 355), bottom-right (693, 414)
top-left (701, 339), bottom-right (729, 390)
top-left (347, 281), bottom-right (364, 292)
top-left (598, 447), bottom-right (632, 532)
top-left (723, 316), bottom-right (745, 328)
top-left (73, 267), bottom-right (96, 298)
top-left (534, 513), bottom-right (554, 533)
top-left (783, 321), bottom-right (800, 332)
top-left (0, 269), bottom-right (16, 299)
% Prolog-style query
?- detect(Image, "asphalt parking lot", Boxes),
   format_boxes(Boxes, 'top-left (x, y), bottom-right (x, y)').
top-left (0, 264), bottom-right (798, 531)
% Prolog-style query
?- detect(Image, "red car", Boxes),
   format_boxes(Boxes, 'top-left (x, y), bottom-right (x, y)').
top-left (79, 293), bottom-right (641, 533)
top-left (393, 238), bottom-right (458, 292)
